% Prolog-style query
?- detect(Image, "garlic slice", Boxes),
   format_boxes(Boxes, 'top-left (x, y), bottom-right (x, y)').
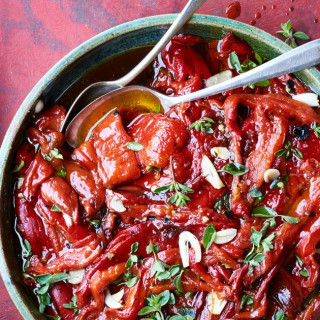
top-left (264, 168), bottom-right (280, 183)
top-left (68, 268), bottom-right (85, 284)
top-left (179, 231), bottom-right (202, 268)
top-left (109, 196), bottom-right (126, 212)
top-left (17, 177), bottom-right (24, 189)
top-left (205, 70), bottom-right (232, 88)
top-left (201, 156), bottom-right (225, 189)
top-left (292, 93), bottom-right (319, 106)
top-left (210, 147), bottom-right (230, 160)
top-left (214, 228), bottom-right (237, 244)
top-left (34, 100), bottom-right (44, 114)
top-left (207, 291), bottom-right (228, 315)
top-left (105, 288), bottom-right (124, 309)
top-left (63, 214), bottom-right (73, 228)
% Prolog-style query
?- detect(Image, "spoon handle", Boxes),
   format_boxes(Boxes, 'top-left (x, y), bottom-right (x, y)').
top-left (166, 39), bottom-right (320, 107)
top-left (113, 0), bottom-right (207, 87)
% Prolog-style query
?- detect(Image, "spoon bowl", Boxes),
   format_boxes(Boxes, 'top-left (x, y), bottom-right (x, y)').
top-left (66, 38), bottom-right (320, 148)
top-left (60, 0), bottom-right (207, 132)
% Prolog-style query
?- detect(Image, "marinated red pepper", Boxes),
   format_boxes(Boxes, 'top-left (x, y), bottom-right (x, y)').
top-left (13, 33), bottom-right (320, 320)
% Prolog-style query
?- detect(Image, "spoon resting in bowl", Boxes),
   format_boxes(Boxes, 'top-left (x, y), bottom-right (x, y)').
top-left (66, 38), bottom-right (320, 148)
top-left (59, 0), bottom-right (207, 132)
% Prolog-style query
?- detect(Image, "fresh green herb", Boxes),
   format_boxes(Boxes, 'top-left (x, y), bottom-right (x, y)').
top-left (292, 148), bottom-right (303, 159)
top-left (22, 239), bottom-right (32, 272)
top-left (55, 165), bottom-right (66, 178)
top-left (229, 51), bottom-right (270, 88)
top-left (131, 242), bottom-right (139, 253)
top-left (168, 315), bottom-right (194, 320)
top-left (153, 157), bottom-right (194, 206)
top-left (252, 206), bottom-right (300, 225)
top-left (295, 255), bottom-right (309, 277)
top-left (126, 242), bottom-right (140, 270)
top-left (45, 148), bottom-right (64, 161)
top-left (63, 295), bottom-right (79, 315)
top-left (240, 294), bottom-right (254, 309)
top-left (46, 315), bottom-right (62, 320)
top-left (36, 273), bottom-right (69, 285)
top-left (202, 224), bottom-right (217, 252)
top-left (138, 290), bottom-right (175, 320)
top-left (34, 272), bottom-right (69, 313)
top-left (51, 204), bottom-right (62, 212)
top-left (114, 272), bottom-right (139, 287)
top-left (270, 175), bottom-right (289, 189)
top-left (229, 52), bottom-right (242, 73)
top-left (146, 166), bottom-right (161, 172)
top-left (275, 139), bottom-right (303, 159)
top-left (90, 220), bottom-right (100, 227)
top-left (185, 292), bottom-right (193, 298)
top-left (147, 241), bottom-right (180, 282)
top-left (221, 162), bottom-right (249, 176)
top-left (311, 122), bottom-right (320, 138)
top-left (244, 223), bottom-right (272, 273)
top-left (249, 188), bottom-right (263, 198)
top-left (125, 273), bottom-right (139, 287)
top-left (249, 188), bottom-right (265, 205)
top-left (296, 254), bottom-right (304, 267)
top-left (126, 254), bottom-right (138, 270)
top-left (303, 286), bottom-right (320, 308)
top-left (127, 141), bottom-right (143, 151)
top-left (274, 309), bottom-right (289, 320)
top-left (177, 308), bottom-right (195, 319)
top-left (277, 20), bottom-right (310, 48)
top-left (189, 117), bottom-right (215, 134)
top-left (173, 270), bottom-right (184, 293)
top-left (13, 160), bottom-right (25, 173)
top-left (214, 192), bottom-right (232, 214)
top-left (299, 269), bottom-right (309, 277)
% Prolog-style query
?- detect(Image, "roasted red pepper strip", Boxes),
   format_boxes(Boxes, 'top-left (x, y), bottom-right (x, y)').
top-left (22, 153), bottom-right (55, 204)
top-left (15, 190), bottom-right (51, 256)
top-left (49, 282), bottom-right (76, 320)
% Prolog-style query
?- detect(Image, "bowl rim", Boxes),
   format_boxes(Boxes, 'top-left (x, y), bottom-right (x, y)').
top-left (1, 13), bottom-right (320, 319)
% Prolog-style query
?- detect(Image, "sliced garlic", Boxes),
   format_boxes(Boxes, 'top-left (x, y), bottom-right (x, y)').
top-left (207, 291), bottom-right (228, 315)
top-left (205, 70), bottom-right (232, 88)
top-left (105, 288), bottom-right (124, 309)
top-left (214, 228), bottom-right (237, 244)
top-left (264, 168), bottom-right (280, 183)
top-left (218, 124), bottom-right (225, 132)
top-left (63, 214), bottom-right (73, 228)
top-left (68, 268), bottom-right (85, 284)
top-left (179, 231), bottom-right (202, 268)
top-left (17, 177), bottom-right (24, 189)
top-left (292, 93), bottom-right (319, 106)
top-left (201, 156), bottom-right (225, 189)
top-left (34, 100), bottom-right (44, 114)
top-left (202, 216), bottom-right (210, 223)
top-left (210, 147), bottom-right (230, 160)
top-left (18, 193), bottom-right (24, 199)
top-left (106, 189), bottom-right (114, 195)
top-left (109, 195), bottom-right (126, 212)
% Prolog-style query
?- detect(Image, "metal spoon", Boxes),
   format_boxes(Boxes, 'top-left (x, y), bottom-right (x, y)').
top-left (66, 38), bottom-right (320, 148)
top-left (60, 0), bottom-right (207, 132)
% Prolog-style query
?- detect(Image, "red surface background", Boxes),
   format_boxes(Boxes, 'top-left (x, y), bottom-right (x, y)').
top-left (0, 0), bottom-right (319, 319)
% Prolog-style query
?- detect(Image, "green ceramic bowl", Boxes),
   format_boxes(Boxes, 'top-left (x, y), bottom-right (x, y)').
top-left (0, 14), bottom-right (320, 320)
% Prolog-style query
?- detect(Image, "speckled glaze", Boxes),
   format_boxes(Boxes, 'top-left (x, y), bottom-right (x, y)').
top-left (0, 15), bottom-right (319, 320)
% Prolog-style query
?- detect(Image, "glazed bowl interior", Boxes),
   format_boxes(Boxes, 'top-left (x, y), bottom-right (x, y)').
top-left (0, 14), bottom-right (320, 320)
